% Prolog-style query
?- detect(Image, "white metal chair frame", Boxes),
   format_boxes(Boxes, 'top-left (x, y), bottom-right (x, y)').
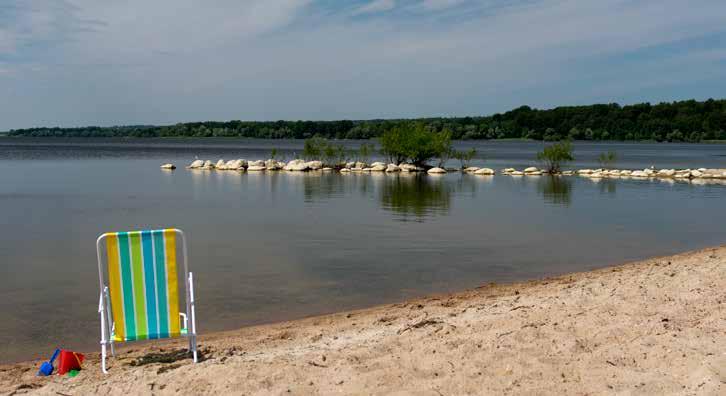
top-left (96, 228), bottom-right (197, 373)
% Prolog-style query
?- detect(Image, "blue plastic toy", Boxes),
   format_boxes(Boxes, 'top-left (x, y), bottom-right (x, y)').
top-left (38, 349), bottom-right (60, 376)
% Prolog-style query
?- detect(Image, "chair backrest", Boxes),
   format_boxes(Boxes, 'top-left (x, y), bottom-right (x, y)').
top-left (97, 229), bottom-right (188, 342)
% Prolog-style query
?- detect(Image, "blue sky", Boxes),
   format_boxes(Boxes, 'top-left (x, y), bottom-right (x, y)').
top-left (1, 0), bottom-right (725, 130)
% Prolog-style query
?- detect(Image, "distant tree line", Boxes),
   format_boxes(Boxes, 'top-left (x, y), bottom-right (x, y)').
top-left (7, 99), bottom-right (726, 142)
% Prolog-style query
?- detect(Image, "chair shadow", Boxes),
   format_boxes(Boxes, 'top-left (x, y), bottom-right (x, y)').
top-left (128, 346), bottom-right (208, 368)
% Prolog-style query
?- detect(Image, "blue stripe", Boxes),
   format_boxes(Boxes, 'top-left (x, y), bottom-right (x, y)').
top-left (141, 231), bottom-right (159, 339)
top-left (152, 230), bottom-right (170, 338)
top-left (117, 232), bottom-right (137, 340)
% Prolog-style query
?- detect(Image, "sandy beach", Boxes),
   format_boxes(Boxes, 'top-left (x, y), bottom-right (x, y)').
top-left (1, 246), bottom-right (724, 395)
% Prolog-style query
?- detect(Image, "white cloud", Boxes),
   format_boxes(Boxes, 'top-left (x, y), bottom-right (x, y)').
top-left (353, 0), bottom-right (396, 15)
top-left (421, 0), bottom-right (467, 11)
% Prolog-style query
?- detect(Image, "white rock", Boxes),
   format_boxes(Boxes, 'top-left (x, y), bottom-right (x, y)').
top-left (400, 164), bottom-right (424, 172)
top-left (578, 169), bottom-right (593, 175)
top-left (631, 170), bottom-right (648, 177)
top-left (385, 164), bottom-right (401, 172)
top-left (704, 168), bottom-right (725, 176)
top-left (697, 168), bottom-right (707, 172)
top-left (160, 163), bottom-right (176, 170)
top-left (657, 169), bottom-right (676, 177)
top-left (284, 160), bottom-right (309, 171)
top-left (355, 162), bottom-right (367, 169)
top-left (620, 170), bottom-right (632, 176)
top-left (463, 167), bottom-right (480, 173)
top-left (306, 160), bottom-right (323, 170)
top-left (265, 159), bottom-right (281, 170)
top-left (322, 167), bottom-right (334, 171)
top-left (474, 168), bottom-right (495, 175)
top-left (370, 162), bottom-right (386, 168)
top-left (188, 159), bottom-right (204, 169)
top-left (202, 160), bottom-right (214, 169)
top-left (362, 168), bottom-right (373, 172)
top-left (427, 167), bottom-right (446, 174)
top-left (340, 168), bottom-right (351, 173)
top-left (561, 171), bottom-right (574, 176)
top-left (220, 160), bottom-right (232, 170)
top-left (526, 171), bottom-right (543, 176)
top-left (245, 160), bottom-right (262, 167)
top-left (524, 167), bottom-right (539, 173)
top-left (503, 168), bottom-right (516, 173)
top-left (589, 172), bottom-right (603, 178)
top-left (510, 171), bottom-right (524, 176)
top-left (233, 160), bottom-right (248, 170)
top-left (690, 170), bottom-right (703, 178)
top-left (370, 164), bottom-right (386, 172)
top-left (246, 165), bottom-right (266, 171)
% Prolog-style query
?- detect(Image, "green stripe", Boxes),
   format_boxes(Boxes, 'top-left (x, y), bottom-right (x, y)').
top-left (130, 232), bottom-right (148, 340)
top-left (117, 232), bottom-right (137, 340)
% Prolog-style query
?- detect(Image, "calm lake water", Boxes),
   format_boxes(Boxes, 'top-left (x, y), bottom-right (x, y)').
top-left (1, 138), bottom-right (725, 363)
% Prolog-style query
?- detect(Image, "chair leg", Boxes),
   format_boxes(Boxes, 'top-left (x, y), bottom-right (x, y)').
top-left (189, 272), bottom-right (198, 363)
top-left (109, 327), bottom-right (115, 357)
top-left (104, 287), bottom-right (115, 357)
top-left (99, 291), bottom-right (109, 374)
top-left (101, 344), bottom-right (108, 374)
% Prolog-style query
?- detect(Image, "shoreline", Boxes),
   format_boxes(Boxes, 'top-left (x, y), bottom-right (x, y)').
top-left (2, 245), bottom-right (724, 394)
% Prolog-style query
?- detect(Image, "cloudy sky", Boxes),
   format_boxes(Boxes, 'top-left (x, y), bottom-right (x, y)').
top-left (1, 0), bottom-right (725, 130)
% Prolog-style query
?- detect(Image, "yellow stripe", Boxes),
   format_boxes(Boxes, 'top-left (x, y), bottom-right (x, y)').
top-left (106, 233), bottom-right (126, 342)
top-left (164, 229), bottom-right (181, 336)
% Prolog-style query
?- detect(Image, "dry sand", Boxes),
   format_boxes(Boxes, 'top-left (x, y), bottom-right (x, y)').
top-left (2, 246), bottom-right (725, 395)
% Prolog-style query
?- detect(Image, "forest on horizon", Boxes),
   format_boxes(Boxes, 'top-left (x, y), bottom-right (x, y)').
top-left (6, 98), bottom-right (726, 142)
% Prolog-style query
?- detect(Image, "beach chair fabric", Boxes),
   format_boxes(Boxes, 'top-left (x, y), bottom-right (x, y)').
top-left (97, 228), bottom-right (197, 373)
top-left (105, 230), bottom-right (181, 341)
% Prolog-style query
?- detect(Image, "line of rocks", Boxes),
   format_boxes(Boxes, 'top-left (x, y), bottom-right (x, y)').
top-left (573, 167), bottom-right (726, 179)
top-left (164, 160), bottom-right (726, 180)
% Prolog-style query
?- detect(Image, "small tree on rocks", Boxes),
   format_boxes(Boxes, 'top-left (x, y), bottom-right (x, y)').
top-left (536, 141), bottom-right (574, 173)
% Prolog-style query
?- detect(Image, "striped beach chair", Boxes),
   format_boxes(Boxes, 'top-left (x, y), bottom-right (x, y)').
top-left (96, 228), bottom-right (197, 373)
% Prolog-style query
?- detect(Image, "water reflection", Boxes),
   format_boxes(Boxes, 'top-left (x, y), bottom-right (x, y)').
top-left (537, 176), bottom-right (573, 206)
top-left (379, 174), bottom-right (451, 221)
top-left (300, 172), bottom-right (454, 220)
top-left (302, 172), bottom-right (375, 202)
top-left (303, 172), bottom-right (347, 202)
top-left (598, 178), bottom-right (617, 196)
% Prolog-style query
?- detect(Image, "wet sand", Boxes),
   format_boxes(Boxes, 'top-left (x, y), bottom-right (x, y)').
top-left (1, 246), bottom-right (724, 395)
